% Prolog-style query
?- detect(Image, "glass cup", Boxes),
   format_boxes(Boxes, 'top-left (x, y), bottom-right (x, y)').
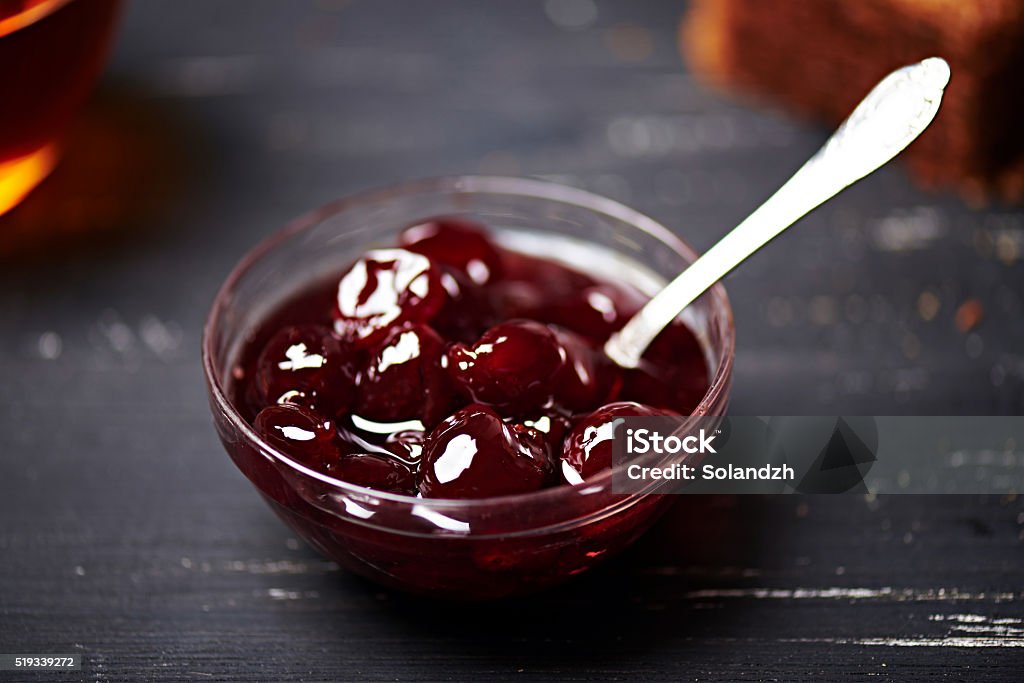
top-left (0, 0), bottom-right (121, 215)
top-left (203, 176), bottom-right (735, 599)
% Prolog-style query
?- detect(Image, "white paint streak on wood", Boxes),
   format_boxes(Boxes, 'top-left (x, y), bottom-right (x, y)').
top-left (781, 613), bottom-right (1024, 648)
top-left (686, 587), bottom-right (1017, 602)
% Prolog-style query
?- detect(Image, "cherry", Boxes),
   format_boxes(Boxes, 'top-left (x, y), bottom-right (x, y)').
top-left (550, 327), bottom-right (622, 411)
top-left (275, 389), bottom-right (314, 409)
top-left (445, 320), bottom-right (563, 414)
top-left (384, 429), bottom-right (426, 467)
top-left (333, 249), bottom-right (446, 348)
top-left (254, 325), bottom-right (357, 414)
top-left (501, 251), bottom-right (596, 298)
top-left (560, 402), bottom-right (664, 484)
top-left (335, 418), bottom-right (425, 467)
top-left (621, 320), bottom-right (709, 414)
top-left (430, 267), bottom-right (499, 343)
top-left (399, 217), bottom-right (504, 285)
top-left (356, 323), bottom-right (453, 427)
top-left (445, 320), bottom-right (618, 415)
top-left (418, 404), bottom-right (550, 498)
top-left (496, 281), bottom-right (642, 344)
top-left (254, 403), bottom-right (340, 468)
top-left (549, 284), bottom-right (643, 342)
top-left (493, 254), bottom-right (597, 323)
top-left (331, 453), bottom-right (416, 494)
top-left (509, 411), bottom-right (573, 471)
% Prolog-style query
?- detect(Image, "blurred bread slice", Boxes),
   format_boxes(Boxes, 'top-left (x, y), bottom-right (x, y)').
top-left (681, 0), bottom-right (1024, 204)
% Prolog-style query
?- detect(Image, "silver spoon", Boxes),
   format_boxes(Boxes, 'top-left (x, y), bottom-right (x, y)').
top-left (604, 57), bottom-right (951, 369)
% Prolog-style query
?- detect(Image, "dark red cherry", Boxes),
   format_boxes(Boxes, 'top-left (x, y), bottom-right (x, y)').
top-left (335, 418), bottom-right (425, 465)
top-left (444, 321), bottom-right (620, 415)
top-left (418, 404), bottom-right (550, 498)
top-left (275, 389), bottom-right (314, 409)
top-left (445, 320), bottom-right (563, 414)
top-left (254, 403), bottom-right (340, 467)
top-left (399, 217), bottom-right (504, 285)
top-left (384, 430), bottom-right (426, 467)
top-left (550, 327), bottom-right (622, 411)
top-left (495, 281), bottom-right (641, 344)
top-left (560, 402), bottom-right (664, 484)
top-left (493, 253), bottom-right (598, 321)
top-left (356, 323), bottom-right (453, 427)
top-left (622, 320), bottom-right (709, 414)
top-left (333, 249), bottom-right (446, 348)
top-left (331, 453), bottom-right (416, 494)
top-left (254, 325), bottom-right (357, 413)
top-left (431, 267), bottom-right (499, 343)
top-left (509, 411), bottom-right (573, 470)
top-left (501, 250), bottom-right (596, 296)
top-left (550, 284), bottom-right (643, 342)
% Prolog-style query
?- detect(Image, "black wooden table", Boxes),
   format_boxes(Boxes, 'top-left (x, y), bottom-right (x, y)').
top-left (2, 1), bottom-right (1022, 680)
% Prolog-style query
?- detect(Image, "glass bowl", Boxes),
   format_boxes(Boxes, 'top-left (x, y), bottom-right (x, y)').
top-left (202, 176), bottom-right (734, 599)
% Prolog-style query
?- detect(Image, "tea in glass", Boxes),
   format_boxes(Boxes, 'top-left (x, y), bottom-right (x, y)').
top-left (0, 0), bottom-right (120, 215)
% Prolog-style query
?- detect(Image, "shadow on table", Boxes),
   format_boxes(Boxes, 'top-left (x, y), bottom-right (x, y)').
top-left (0, 80), bottom-right (200, 264)
top-left (316, 496), bottom-right (767, 670)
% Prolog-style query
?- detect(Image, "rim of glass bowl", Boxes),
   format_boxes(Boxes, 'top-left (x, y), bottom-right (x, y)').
top-left (202, 175), bottom-right (735, 511)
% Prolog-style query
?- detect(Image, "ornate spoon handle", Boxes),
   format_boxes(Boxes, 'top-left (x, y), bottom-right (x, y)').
top-left (605, 57), bottom-right (951, 369)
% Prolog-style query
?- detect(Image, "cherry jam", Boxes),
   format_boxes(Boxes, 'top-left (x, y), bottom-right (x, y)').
top-left (229, 218), bottom-right (709, 499)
